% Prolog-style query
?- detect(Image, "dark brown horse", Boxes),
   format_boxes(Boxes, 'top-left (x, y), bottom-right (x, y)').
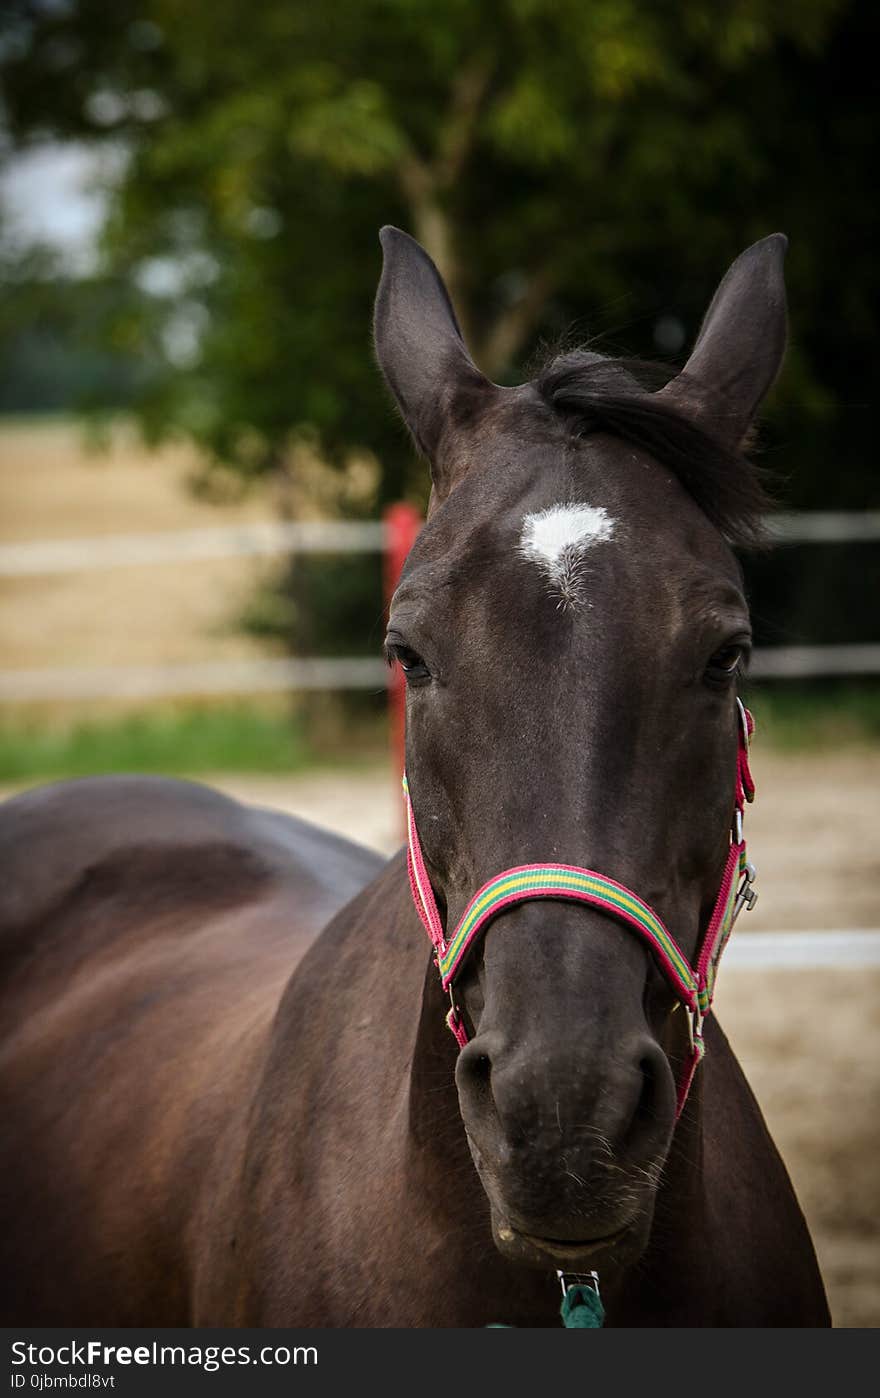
top-left (0, 229), bottom-right (829, 1326)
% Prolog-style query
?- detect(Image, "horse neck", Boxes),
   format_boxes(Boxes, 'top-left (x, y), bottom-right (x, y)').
top-left (406, 944), bottom-right (470, 1155)
top-left (609, 1076), bottom-right (710, 1319)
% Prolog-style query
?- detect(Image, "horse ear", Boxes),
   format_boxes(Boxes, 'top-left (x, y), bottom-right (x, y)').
top-left (658, 234), bottom-right (788, 447)
top-left (374, 226), bottom-right (492, 485)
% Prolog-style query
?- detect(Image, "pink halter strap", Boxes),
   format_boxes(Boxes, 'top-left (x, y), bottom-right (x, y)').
top-left (404, 700), bottom-right (757, 1118)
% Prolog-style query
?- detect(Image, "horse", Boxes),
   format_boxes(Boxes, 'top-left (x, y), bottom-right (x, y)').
top-left (0, 227), bottom-right (830, 1327)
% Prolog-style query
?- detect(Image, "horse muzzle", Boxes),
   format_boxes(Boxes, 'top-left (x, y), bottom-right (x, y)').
top-left (456, 1011), bottom-right (674, 1271)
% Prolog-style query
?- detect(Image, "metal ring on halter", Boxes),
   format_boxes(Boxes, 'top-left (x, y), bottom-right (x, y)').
top-left (731, 862), bottom-right (758, 924)
top-left (557, 1269), bottom-right (601, 1298)
top-left (686, 1005), bottom-right (703, 1054)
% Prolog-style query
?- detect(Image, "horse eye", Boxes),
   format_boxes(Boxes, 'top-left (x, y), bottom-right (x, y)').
top-left (705, 643), bottom-right (746, 686)
top-left (390, 645), bottom-right (430, 683)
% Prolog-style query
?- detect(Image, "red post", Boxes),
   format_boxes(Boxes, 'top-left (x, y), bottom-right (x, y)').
top-left (383, 502), bottom-right (423, 802)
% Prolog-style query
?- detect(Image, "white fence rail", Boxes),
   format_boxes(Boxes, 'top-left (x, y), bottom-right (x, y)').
top-left (748, 644), bottom-right (880, 678)
top-left (1, 511), bottom-right (878, 578)
top-left (763, 511), bottom-right (880, 543)
top-left (3, 647), bottom-right (880, 702)
top-left (0, 520), bottom-right (387, 577)
top-left (1, 512), bottom-right (877, 699)
top-left (0, 658), bottom-right (388, 704)
top-left (725, 930), bottom-right (880, 969)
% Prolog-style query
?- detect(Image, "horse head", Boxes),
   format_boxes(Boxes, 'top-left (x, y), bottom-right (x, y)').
top-left (374, 227), bottom-right (785, 1276)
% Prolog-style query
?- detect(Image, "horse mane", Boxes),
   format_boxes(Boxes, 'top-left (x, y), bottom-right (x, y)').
top-left (534, 350), bottom-right (771, 547)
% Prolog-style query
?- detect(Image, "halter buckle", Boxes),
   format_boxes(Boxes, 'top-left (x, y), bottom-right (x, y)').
top-left (557, 1269), bottom-right (601, 1299)
top-left (731, 861), bottom-right (758, 925)
top-left (685, 1004), bottom-right (703, 1054)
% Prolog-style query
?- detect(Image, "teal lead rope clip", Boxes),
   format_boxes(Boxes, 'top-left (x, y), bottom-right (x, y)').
top-left (487, 1268), bottom-right (605, 1328)
top-left (558, 1269), bottom-right (605, 1329)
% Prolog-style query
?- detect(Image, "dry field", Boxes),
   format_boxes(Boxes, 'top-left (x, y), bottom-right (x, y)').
top-left (0, 418), bottom-right (284, 676)
top-left (1, 420), bottom-right (878, 1326)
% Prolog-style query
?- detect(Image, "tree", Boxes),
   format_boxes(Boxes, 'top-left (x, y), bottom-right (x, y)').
top-left (0, 244), bottom-right (154, 414)
top-left (2, 0), bottom-right (877, 651)
top-left (4, 2), bottom-right (869, 487)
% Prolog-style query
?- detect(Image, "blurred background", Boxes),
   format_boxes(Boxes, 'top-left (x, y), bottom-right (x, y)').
top-left (1, 0), bottom-right (877, 1325)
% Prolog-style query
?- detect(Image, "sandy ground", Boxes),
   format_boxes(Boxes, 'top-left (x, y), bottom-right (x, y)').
top-left (714, 968), bottom-right (879, 1329)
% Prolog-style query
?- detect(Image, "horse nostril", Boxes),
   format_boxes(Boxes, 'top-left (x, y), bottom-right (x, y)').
top-left (620, 1039), bottom-right (671, 1160)
top-left (636, 1053), bottom-right (658, 1126)
top-left (472, 1052), bottom-right (492, 1089)
top-left (456, 1041), bottom-right (494, 1104)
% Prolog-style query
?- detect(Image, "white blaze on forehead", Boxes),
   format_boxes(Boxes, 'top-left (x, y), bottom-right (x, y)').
top-left (518, 503), bottom-right (616, 608)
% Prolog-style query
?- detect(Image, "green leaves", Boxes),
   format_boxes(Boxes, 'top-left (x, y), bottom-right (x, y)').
top-left (290, 78), bottom-right (406, 176)
top-left (0, 0), bottom-right (871, 522)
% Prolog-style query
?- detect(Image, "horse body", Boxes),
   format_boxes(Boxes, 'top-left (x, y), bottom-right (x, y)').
top-left (0, 779), bottom-right (825, 1325)
top-left (0, 776), bottom-right (379, 1323)
top-left (1, 228), bottom-right (830, 1325)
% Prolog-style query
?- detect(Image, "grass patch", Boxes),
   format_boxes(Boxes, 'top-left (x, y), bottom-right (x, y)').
top-left (742, 681), bottom-right (880, 749)
top-left (0, 685), bottom-right (875, 787)
top-left (0, 705), bottom-right (315, 782)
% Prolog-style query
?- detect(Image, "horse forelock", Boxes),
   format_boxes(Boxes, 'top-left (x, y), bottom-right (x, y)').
top-left (533, 349), bottom-right (771, 548)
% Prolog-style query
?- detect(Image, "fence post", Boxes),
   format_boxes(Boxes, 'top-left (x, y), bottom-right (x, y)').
top-left (383, 503), bottom-right (423, 812)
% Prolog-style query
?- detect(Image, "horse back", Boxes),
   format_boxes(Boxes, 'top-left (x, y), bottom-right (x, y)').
top-left (0, 775), bottom-right (382, 1323)
top-left (0, 775), bottom-right (379, 977)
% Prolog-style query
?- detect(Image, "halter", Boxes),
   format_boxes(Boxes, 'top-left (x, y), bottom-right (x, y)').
top-left (404, 699), bottom-right (757, 1118)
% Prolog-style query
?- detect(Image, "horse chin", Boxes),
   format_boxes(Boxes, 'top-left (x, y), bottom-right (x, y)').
top-left (488, 1203), bottom-right (652, 1273)
top-left (466, 1132), bottom-right (656, 1273)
